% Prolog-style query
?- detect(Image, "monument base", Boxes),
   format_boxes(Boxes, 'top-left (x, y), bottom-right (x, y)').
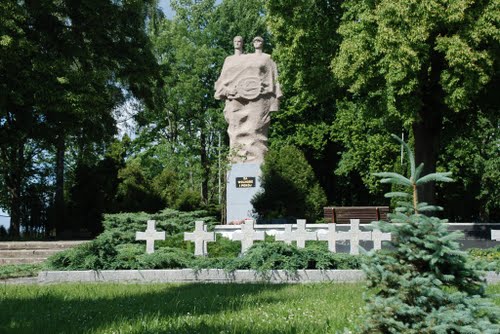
top-left (226, 163), bottom-right (262, 223)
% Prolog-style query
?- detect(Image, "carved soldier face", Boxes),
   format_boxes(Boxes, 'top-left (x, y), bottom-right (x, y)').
top-left (233, 36), bottom-right (243, 50)
top-left (253, 37), bottom-right (263, 50)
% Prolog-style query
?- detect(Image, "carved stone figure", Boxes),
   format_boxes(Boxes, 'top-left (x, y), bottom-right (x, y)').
top-left (215, 36), bottom-right (282, 163)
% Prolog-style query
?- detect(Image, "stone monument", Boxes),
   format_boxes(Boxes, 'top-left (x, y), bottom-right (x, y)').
top-left (215, 36), bottom-right (282, 223)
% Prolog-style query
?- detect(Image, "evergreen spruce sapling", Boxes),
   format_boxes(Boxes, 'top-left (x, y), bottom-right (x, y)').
top-left (361, 134), bottom-right (499, 333)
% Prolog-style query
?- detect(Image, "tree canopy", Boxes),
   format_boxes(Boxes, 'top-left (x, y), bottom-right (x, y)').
top-left (331, 0), bottom-right (499, 207)
top-left (0, 0), bottom-right (498, 238)
top-left (267, 0), bottom-right (499, 219)
top-left (0, 0), bottom-right (159, 236)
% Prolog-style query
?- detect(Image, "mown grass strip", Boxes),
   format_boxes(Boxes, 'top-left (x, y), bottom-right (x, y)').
top-left (1, 283), bottom-right (364, 333)
top-left (2, 283), bottom-right (499, 334)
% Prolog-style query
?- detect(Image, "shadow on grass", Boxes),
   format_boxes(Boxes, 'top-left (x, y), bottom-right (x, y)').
top-left (1, 283), bottom-right (289, 334)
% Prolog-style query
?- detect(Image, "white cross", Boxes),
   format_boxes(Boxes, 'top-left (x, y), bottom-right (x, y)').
top-left (318, 223), bottom-right (341, 252)
top-left (338, 219), bottom-right (371, 255)
top-left (372, 228), bottom-right (392, 250)
top-left (136, 220), bottom-right (165, 254)
top-left (184, 221), bottom-right (215, 256)
top-left (232, 220), bottom-right (265, 253)
top-left (492, 230), bottom-right (500, 241)
top-left (292, 220), bottom-right (316, 248)
top-left (275, 224), bottom-right (294, 245)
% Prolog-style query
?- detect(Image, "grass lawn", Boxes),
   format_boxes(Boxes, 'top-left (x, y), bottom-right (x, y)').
top-left (2, 283), bottom-right (363, 333)
top-left (1, 283), bottom-right (499, 334)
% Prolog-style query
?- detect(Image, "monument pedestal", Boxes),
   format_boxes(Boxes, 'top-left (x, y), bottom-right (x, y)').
top-left (226, 163), bottom-right (262, 223)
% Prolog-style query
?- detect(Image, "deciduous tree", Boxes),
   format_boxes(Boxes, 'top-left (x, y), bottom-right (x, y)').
top-left (332, 0), bottom-right (499, 205)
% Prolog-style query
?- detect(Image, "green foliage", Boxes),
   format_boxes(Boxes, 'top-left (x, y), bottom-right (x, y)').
top-left (438, 111), bottom-right (500, 221)
top-left (47, 207), bottom-right (363, 272)
top-left (0, 225), bottom-right (7, 238)
top-left (333, 102), bottom-right (402, 194)
top-left (0, 263), bottom-right (44, 279)
top-left (48, 234), bottom-right (363, 272)
top-left (47, 209), bottom-right (219, 270)
top-left (174, 189), bottom-right (203, 212)
top-left (207, 233), bottom-right (241, 258)
top-left (252, 145), bottom-right (327, 222)
top-left (469, 247), bottom-right (500, 262)
top-left (223, 242), bottom-right (363, 273)
top-left (151, 169), bottom-right (180, 207)
top-left (265, 0), bottom-right (357, 205)
top-left (136, 247), bottom-right (194, 269)
top-left (359, 136), bottom-right (499, 333)
top-left (48, 238), bottom-right (118, 271)
top-left (331, 0), bottom-right (500, 207)
top-left (115, 158), bottom-right (165, 213)
top-left (101, 209), bottom-right (219, 243)
top-left (469, 247), bottom-right (500, 272)
top-left (0, 0), bottom-right (160, 236)
top-left (265, 0), bottom-right (341, 149)
top-left (136, 0), bottom-right (270, 207)
top-left (49, 241), bottom-right (196, 271)
top-left (66, 138), bottom-right (127, 234)
top-left (1, 283), bottom-right (368, 333)
top-left (47, 237), bottom-right (363, 272)
top-left (112, 244), bottom-right (194, 270)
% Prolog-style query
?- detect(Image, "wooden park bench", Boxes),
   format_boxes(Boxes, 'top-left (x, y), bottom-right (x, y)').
top-left (324, 206), bottom-right (390, 224)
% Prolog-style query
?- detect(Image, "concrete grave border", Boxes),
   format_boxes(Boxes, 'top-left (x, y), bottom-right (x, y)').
top-left (36, 269), bottom-right (500, 284)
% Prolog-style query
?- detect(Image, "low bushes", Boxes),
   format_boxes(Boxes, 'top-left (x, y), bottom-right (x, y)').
top-left (215, 242), bottom-right (363, 272)
top-left (46, 207), bottom-right (500, 273)
top-left (0, 263), bottom-right (44, 279)
top-left (468, 246), bottom-right (500, 272)
top-left (47, 239), bottom-right (364, 271)
top-left (47, 207), bottom-right (365, 272)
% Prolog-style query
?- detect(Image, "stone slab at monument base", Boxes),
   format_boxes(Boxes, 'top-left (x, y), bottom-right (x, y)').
top-left (226, 163), bottom-right (262, 223)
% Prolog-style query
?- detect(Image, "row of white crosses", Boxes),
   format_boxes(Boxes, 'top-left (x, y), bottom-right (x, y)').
top-left (135, 220), bottom-right (216, 256)
top-left (273, 219), bottom-right (389, 255)
top-left (135, 219), bottom-right (392, 256)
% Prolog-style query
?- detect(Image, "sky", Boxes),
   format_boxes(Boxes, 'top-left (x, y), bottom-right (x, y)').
top-left (159, 0), bottom-right (222, 18)
top-left (159, 0), bottom-right (175, 19)
top-left (0, 209), bottom-right (9, 230)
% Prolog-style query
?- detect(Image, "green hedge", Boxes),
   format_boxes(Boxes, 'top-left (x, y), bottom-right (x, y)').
top-left (468, 246), bottom-right (500, 272)
top-left (46, 208), bottom-right (500, 273)
top-left (46, 208), bottom-right (364, 271)
top-left (48, 240), bottom-right (364, 272)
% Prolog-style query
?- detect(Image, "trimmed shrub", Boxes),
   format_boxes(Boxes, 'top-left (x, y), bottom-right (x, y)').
top-left (207, 233), bottom-right (241, 258)
top-left (174, 189), bottom-right (203, 212)
top-left (48, 238), bottom-right (117, 270)
top-left (468, 246), bottom-right (500, 272)
top-left (47, 234), bottom-right (364, 272)
top-left (251, 145), bottom-right (327, 223)
top-left (46, 207), bottom-right (365, 272)
top-left (135, 247), bottom-right (193, 269)
top-left (47, 209), bottom-right (217, 270)
top-left (222, 242), bottom-right (363, 273)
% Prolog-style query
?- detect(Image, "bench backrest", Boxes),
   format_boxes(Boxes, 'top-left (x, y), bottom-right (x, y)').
top-left (324, 206), bottom-right (390, 224)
